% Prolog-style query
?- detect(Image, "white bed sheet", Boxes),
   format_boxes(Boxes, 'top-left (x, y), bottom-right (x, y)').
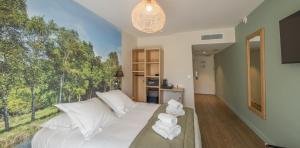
top-left (32, 103), bottom-right (202, 148)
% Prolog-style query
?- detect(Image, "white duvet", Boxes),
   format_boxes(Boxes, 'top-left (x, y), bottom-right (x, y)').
top-left (32, 103), bottom-right (201, 148)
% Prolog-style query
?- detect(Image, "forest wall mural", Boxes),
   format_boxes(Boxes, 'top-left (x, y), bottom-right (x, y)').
top-left (0, 0), bottom-right (121, 147)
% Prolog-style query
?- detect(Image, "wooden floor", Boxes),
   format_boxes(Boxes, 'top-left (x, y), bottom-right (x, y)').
top-left (195, 94), bottom-right (265, 148)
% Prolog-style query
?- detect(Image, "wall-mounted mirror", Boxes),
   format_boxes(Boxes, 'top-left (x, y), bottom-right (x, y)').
top-left (246, 28), bottom-right (266, 119)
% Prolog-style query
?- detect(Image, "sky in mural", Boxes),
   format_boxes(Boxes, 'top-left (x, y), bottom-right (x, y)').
top-left (26, 0), bottom-right (121, 60)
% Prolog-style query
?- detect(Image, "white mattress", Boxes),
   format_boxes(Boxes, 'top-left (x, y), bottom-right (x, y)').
top-left (32, 103), bottom-right (202, 148)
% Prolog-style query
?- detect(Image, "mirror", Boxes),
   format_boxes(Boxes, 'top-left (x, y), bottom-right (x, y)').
top-left (246, 28), bottom-right (266, 119)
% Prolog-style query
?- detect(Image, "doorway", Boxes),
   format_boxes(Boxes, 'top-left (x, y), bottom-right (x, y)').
top-left (192, 43), bottom-right (232, 95)
top-left (192, 49), bottom-right (216, 95)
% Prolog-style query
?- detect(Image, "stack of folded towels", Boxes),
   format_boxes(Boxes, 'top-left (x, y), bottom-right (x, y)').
top-left (166, 99), bottom-right (185, 116)
top-left (152, 113), bottom-right (181, 140)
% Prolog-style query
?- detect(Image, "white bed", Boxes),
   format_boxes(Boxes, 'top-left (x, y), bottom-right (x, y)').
top-left (32, 103), bottom-right (201, 148)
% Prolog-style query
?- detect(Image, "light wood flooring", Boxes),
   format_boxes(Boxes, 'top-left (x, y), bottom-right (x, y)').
top-left (195, 94), bottom-right (265, 148)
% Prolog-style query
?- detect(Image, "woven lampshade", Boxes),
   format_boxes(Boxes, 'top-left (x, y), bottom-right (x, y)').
top-left (131, 0), bottom-right (166, 33)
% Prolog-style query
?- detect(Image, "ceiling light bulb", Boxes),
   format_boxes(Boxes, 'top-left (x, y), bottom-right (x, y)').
top-left (146, 4), bottom-right (153, 12)
top-left (131, 0), bottom-right (166, 33)
top-left (202, 51), bottom-right (207, 54)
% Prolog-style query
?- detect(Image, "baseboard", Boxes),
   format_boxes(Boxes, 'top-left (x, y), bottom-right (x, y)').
top-left (216, 95), bottom-right (274, 145)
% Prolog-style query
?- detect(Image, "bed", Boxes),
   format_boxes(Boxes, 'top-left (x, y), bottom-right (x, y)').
top-left (32, 102), bottom-right (201, 148)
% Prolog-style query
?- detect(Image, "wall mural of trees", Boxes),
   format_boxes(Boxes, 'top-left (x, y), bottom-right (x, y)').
top-left (0, 0), bottom-right (121, 146)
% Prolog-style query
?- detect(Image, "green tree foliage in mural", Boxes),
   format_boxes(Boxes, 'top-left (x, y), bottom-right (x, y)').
top-left (0, 0), bottom-right (28, 131)
top-left (87, 55), bottom-right (103, 99)
top-left (22, 16), bottom-right (50, 121)
top-left (102, 52), bottom-right (121, 91)
top-left (0, 0), bottom-right (121, 145)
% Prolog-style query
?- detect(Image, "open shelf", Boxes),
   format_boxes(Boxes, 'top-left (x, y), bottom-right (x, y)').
top-left (146, 87), bottom-right (160, 104)
top-left (146, 77), bottom-right (159, 88)
top-left (146, 49), bottom-right (160, 63)
top-left (132, 48), bottom-right (162, 104)
top-left (146, 63), bottom-right (159, 76)
top-left (132, 63), bottom-right (144, 71)
top-left (132, 49), bottom-right (145, 63)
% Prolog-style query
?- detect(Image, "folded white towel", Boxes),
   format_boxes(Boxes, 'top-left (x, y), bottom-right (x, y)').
top-left (158, 113), bottom-right (177, 125)
top-left (152, 124), bottom-right (181, 140)
top-left (168, 125), bottom-right (181, 140)
top-left (168, 99), bottom-right (183, 109)
top-left (166, 105), bottom-right (185, 117)
top-left (152, 125), bottom-right (168, 139)
top-left (155, 120), bottom-right (177, 131)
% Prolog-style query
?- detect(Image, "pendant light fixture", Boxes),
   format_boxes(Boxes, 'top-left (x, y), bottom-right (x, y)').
top-left (131, 0), bottom-right (166, 33)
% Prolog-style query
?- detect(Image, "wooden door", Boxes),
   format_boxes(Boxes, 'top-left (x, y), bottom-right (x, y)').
top-left (136, 76), bottom-right (145, 102)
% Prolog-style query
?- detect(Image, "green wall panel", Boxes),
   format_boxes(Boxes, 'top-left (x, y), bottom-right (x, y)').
top-left (215, 1), bottom-right (300, 147)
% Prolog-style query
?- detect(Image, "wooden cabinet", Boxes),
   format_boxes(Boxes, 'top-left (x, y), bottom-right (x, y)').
top-left (132, 48), bottom-right (163, 104)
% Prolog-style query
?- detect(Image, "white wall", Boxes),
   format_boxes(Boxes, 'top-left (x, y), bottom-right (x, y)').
top-left (193, 55), bottom-right (215, 95)
top-left (121, 31), bottom-right (137, 97)
top-left (137, 28), bottom-right (235, 108)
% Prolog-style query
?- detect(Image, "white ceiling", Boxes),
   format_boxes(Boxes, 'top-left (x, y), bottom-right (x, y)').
top-left (75, 0), bottom-right (264, 37)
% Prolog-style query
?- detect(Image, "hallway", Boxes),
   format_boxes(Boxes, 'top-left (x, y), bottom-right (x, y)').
top-left (195, 94), bottom-right (265, 148)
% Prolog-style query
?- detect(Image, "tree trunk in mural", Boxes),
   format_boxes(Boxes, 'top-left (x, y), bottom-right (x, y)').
top-left (88, 79), bottom-right (94, 99)
top-left (31, 86), bottom-right (36, 121)
top-left (58, 73), bottom-right (64, 103)
top-left (89, 88), bottom-right (93, 99)
top-left (67, 95), bottom-right (71, 103)
top-left (2, 97), bottom-right (10, 131)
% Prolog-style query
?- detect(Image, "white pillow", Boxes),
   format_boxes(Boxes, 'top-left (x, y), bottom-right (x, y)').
top-left (55, 98), bottom-right (116, 140)
top-left (96, 91), bottom-right (127, 117)
top-left (111, 90), bottom-right (136, 110)
top-left (41, 113), bottom-right (76, 130)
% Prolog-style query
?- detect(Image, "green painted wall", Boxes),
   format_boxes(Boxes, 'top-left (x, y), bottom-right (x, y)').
top-left (215, 1), bottom-right (300, 147)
